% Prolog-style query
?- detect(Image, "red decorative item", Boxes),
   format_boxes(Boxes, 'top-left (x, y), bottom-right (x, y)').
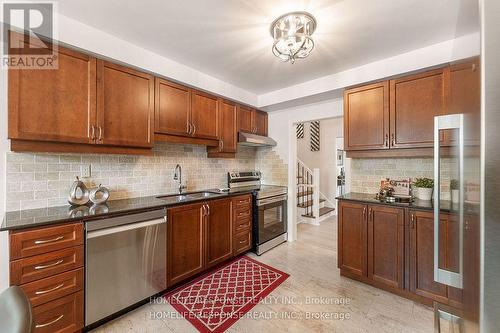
top-left (164, 256), bottom-right (289, 333)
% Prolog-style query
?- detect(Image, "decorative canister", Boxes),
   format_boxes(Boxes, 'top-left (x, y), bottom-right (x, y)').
top-left (89, 184), bottom-right (110, 205)
top-left (68, 177), bottom-right (90, 206)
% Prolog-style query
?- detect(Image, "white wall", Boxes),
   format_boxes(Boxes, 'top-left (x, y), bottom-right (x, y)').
top-left (297, 118), bottom-right (343, 204)
top-left (268, 97), bottom-right (344, 163)
top-left (259, 32), bottom-right (480, 108)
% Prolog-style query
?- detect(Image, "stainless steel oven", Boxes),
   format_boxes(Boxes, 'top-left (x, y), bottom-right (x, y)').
top-left (255, 194), bottom-right (287, 255)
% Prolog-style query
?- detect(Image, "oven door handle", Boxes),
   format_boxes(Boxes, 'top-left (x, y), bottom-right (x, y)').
top-left (257, 195), bottom-right (287, 206)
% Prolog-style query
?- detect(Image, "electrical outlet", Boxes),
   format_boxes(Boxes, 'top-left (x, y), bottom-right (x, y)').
top-left (81, 164), bottom-right (91, 178)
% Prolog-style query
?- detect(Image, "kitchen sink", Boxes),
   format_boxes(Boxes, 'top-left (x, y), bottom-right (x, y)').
top-left (156, 191), bottom-right (221, 202)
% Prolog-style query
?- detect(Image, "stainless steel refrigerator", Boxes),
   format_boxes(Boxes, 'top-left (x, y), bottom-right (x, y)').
top-left (434, 1), bottom-right (500, 331)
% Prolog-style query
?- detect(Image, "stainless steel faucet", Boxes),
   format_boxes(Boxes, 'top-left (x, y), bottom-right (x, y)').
top-left (173, 164), bottom-right (187, 194)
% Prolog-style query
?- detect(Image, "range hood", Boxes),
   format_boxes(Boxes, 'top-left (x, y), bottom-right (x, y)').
top-left (238, 132), bottom-right (277, 147)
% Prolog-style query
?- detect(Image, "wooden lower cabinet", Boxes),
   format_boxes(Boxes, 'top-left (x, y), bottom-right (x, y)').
top-left (205, 198), bottom-right (233, 268)
top-left (339, 199), bottom-right (463, 307)
top-left (167, 195), bottom-right (253, 286)
top-left (33, 291), bottom-right (83, 333)
top-left (167, 203), bottom-right (205, 286)
top-left (368, 205), bottom-right (404, 289)
top-left (338, 201), bottom-right (367, 277)
top-left (409, 210), bottom-right (448, 303)
top-left (9, 222), bottom-right (85, 333)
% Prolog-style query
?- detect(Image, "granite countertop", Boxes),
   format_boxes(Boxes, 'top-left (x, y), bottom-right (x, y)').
top-left (1, 188), bottom-right (256, 231)
top-left (336, 192), bottom-right (461, 212)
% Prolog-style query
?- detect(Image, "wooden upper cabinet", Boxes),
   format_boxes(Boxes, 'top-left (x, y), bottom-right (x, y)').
top-left (409, 210), bottom-right (448, 303)
top-left (367, 205), bottom-right (404, 290)
top-left (446, 59), bottom-right (481, 145)
top-left (217, 99), bottom-right (237, 153)
top-left (8, 42), bottom-right (96, 144)
top-left (344, 81), bottom-right (389, 151)
top-left (237, 105), bottom-right (254, 133)
top-left (191, 90), bottom-right (218, 140)
top-left (254, 110), bottom-right (268, 136)
top-left (155, 78), bottom-right (190, 136)
top-left (390, 68), bottom-right (445, 149)
top-left (338, 201), bottom-right (367, 277)
top-left (167, 203), bottom-right (205, 286)
top-left (205, 198), bottom-right (233, 268)
top-left (96, 60), bottom-right (154, 148)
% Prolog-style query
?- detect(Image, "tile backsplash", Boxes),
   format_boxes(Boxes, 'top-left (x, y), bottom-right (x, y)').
top-left (350, 157), bottom-right (457, 200)
top-left (5, 144), bottom-right (288, 211)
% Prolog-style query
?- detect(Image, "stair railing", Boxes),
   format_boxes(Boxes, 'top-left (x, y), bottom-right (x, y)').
top-left (297, 158), bottom-right (321, 223)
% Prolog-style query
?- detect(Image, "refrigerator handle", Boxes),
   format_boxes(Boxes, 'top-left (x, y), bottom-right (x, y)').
top-left (433, 114), bottom-right (464, 289)
top-left (434, 304), bottom-right (463, 333)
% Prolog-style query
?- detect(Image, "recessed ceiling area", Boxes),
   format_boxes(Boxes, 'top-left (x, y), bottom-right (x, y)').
top-left (57, 0), bottom-right (479, 94)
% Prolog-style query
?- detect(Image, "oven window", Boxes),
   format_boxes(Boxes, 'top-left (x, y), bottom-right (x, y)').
top-left (258, 200), bottom-right (287, 244)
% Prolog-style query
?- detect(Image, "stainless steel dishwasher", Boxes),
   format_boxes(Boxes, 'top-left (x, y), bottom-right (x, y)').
top-left (85, 209), bottom-right (167, 326)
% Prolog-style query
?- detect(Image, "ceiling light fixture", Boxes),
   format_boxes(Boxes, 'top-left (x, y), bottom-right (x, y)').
top-left (270, 11), bottom-right (317, 64)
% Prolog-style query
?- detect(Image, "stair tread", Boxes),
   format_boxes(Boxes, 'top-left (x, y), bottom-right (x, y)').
top-left (297, 198), bottom-right (325, 208)
top-left (297, 190), bottom-right (313, 197)
top-left (302, 206), bottom-right (336, 218)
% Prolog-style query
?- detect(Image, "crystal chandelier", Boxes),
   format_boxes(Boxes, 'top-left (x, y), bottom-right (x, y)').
top-left (270, 11), bottom-right (317, 64)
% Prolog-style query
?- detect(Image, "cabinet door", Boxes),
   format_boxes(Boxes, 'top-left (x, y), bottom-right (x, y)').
top-left (218, 99), bottom-right (237, 152)
top-left (444, 59), bottom-right (480, 145)
top-left (205, 198), bottom-right (233, 268)
top-left (97, 61), bottom-right (154, 147)
top-left (167, 203), bottom-right (204, 286)
top-left (368, 205), bottom-right (404, 289)
top-left (237, 105), bottom-right (254, 133)
top-left (409, 210), bottom-right (448, 303)
top-left (254, 110), bottom-right (268, 136)
top-left (390, 69), bottom-right (445, 149)
top-left (155, 78), bottom-right (190, 137)
top-left (338, 201), bottom-right (367, 277)
top-left (8, 39), bottom-right (96, 144)
top-left (191, 91), bottom-right (218, 139)
top-left (344, 82), bottom-right (389, 150)
top-left (447, 213), bottom-right (463, 306)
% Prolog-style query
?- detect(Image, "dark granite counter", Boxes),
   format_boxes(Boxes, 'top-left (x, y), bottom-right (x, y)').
top-left (336, 192), bottom-right (457, 212)
top-left (1, 188), bottom-right (256, 231)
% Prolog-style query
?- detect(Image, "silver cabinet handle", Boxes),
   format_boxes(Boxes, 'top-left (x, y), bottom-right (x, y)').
top-left (434, 307), bottom-right (462, 333)
top-left (192, 124), bottom-right (196, 136)
top-left (36, 314), bottom-right (64, 328)
top-left (206, 204), bottom-right (210, 215)
top-left (90, 125), bottom-right (96, 141)
top-left (434, 114), bottom-right (464, 289)
top-left (239, 239), bottom-right (246, 244)
top-left (35, 283), bottom-right (64, 295)
top-left (34, 259), bottom-right (64, 270)
top-left (98, 126), bottom-right (103, 142)
top-left (187, 123), bottom-right (192, 135)
top-left (34, 236), bottom-right (64, 245)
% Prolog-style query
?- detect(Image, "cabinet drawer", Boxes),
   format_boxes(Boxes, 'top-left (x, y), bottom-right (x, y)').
top-left (233, 231), bottom-right (251, 255)
top-left (234, 218), bottom-right (251, 234)
top-left (10, 223), bottom-right (83, 260)
top-left (10, 246), bottom-right (84, 285)
top-left (234, 208), bottom-right (251, 221)
top-left (20, 268), bottom-right (83, 307)
top-left (233, 195), bottom-right (252, 209)
top-left (33, 291), bottom-right (83, 333)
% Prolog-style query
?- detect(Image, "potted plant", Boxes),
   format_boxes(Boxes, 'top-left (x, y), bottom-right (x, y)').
top-left (450, 179), bottom-right (460, 203)
top-left (413, 178), bottom-right (434, 201)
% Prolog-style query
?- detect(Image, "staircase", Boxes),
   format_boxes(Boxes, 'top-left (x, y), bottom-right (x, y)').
top-left (296, 159), bottom-right (335, 225)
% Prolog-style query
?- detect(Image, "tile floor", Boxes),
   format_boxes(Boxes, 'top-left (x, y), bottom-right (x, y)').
top-left (91, 216), bottom-right (434, 333)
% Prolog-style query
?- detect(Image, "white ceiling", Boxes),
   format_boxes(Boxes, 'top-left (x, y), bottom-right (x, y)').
top-left (57, 0), bottom-right (479, 94)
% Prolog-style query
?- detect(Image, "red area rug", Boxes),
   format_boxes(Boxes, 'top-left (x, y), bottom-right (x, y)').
top-left (164, 256), bottom-right (289, 333)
